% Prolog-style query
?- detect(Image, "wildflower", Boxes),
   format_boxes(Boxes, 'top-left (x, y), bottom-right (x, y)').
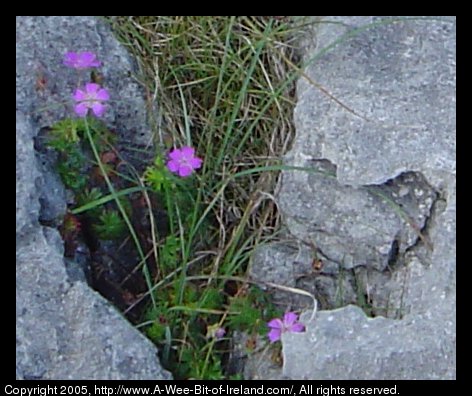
top-left (64, 51), bottom-right (101, 69)
top-left (206, 324), bottom-right (226, 340)
top-left (73, 83), bottom-right (110, 117)
top-left (215, 327), bottom-right (226, 339)
top-left (166, 146), bottom-right (203, 177)
top-left (267, 311), bottom-right (305, 343)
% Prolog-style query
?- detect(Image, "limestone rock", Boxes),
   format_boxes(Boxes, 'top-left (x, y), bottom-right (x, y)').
top-left (246, 16), bottom-right (455, 380)
top-left (16, 16), bottom-right (170, 380)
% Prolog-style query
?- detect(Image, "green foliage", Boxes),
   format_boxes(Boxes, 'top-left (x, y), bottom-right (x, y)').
top-left (144, 166), bottom-right (168, 192)
top-left (194, 356), bottom-right (225, 380)
top-left (144, 156), bottom-right (174, 192)
top-left (47, 117), bottom-right (118, 194)
top-left (176, 282), bottom-right (200, 307)
top-left (160, 235), bottom-right (180, 273)
top-left (227, 297), bottom-right (261, 332)
top-left (118, 196), bottom-right (133, 219)
top-left (56, 147), bottom-right (88, 191)
top-left (87, 118), bottom-right (116, 151)
top-left (47, 119), bottom-right (81, 151)
top-left (145, 306), bottom-right (173, 344)
top-left (76, 188), bottom-right (103, 217)
top-left (48, 117), bottom-right (114, 154)
top-left (173, 348), bottom-right (193, 379)
top-left (227, 286), bottom-right (280, 335)
top-left (163, 343), bottom-right (225, 380)
top-left (77, 187), bottom-right (103, 205)
top-left (93, 210), bottom-right (126, 240)
top-left (146, 321), bottom-right (166, 343)
top-left (200, 288), bottom-right (224, 310)
top-left (227, 297), bottom-right (260, 333)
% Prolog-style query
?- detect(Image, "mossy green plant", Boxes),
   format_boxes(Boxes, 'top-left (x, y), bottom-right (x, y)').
top-left (93, 209), bottom-right (126, 240)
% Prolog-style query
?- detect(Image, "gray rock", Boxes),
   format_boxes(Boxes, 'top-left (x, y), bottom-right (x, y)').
top-left (16, 223), bottom-right (171, 380)
top-left (246, 16), bottom-right (455, 379)
top-left (283, 305), bottom-right (455, 380)
top-left (16, 111), bottom-right (41, 236)
top-left (16, 16), bottom-right (155, 165)
top-left (16, 16), bottom-right (171, 379)
top-left (280, 163), bottom-right (438, 272)
top-left (249, 241), bottom-right (357, 312)
top-left (293, 16), bottom-right (455, 187)
top-left (36, 152), bottom-right (67, 227)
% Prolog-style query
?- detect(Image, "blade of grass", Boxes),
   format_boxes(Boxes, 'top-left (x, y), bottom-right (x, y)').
top-left (71, 185), bottom-right (145, 214)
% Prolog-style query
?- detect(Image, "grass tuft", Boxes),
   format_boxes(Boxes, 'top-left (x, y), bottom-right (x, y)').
top-left (104, 16), bottom-right (309, 378)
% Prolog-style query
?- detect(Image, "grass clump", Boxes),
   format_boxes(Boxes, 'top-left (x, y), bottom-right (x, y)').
top-left (104, 16), bottom-right (308, 379)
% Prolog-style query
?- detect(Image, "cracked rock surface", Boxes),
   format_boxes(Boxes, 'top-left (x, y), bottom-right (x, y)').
top-left (247, 16), bottom-right (455, 379)
top-left (16, 16), bottom-right (171, 380)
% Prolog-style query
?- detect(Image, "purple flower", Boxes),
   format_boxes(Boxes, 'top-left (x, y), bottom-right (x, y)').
top-left (73, 83), bottom-right (110, 118)
top-left (267, 312), bottom-right (305, 343)
top-left (206, 324), bottom-right (226, 340)
top-left (215, 327), bottom-right (226, 339)
top-left (64, 51), bottom-right (101, 69)
top-left (166, 146), bottom-right (203, 177)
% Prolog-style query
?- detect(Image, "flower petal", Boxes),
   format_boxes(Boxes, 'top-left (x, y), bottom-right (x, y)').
top-left (267, 318), bottom-right (283, 330)
top-left (74, 103), bottom-right (89, 117)
top-left (178, 165), bottom-right (193, 177)
top-left (91, 103), bottom-right (106, 117)
top-left (268, 328), bottom-right (282, 343)
top-left (215, 328), bottom-right (226, 339)
top-left (189, 157), bottom-right (203, 169)
top-left (167, 160), bottom-right (180, 173)
top-left (96, 88), bottom-right (110, 101)
top-left (63, 52), bottom-right (78, 67)
top-left (169, 149), bottom-right (182, 161)
top-left (81, 52), bottom-right (94, 60)
top-left (289, 323), bottom-right (305, 333)
top-left (181, 146), bottom-right (195, 158)
top-left (73, 89), bottom-right (86, 102)
top-left (283, 312), bottom-right (298, 327)
top-left (85, 83), bottom-right (100, 94)
top-left (81, 52), bottom-right (101, 67)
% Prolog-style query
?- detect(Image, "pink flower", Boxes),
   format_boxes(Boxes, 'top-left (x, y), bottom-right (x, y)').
top-left (267, 312), bottom-right (305, 343)
top-left (166, 146), bottom-right (203, 177)
top-left (64, 51), bottom-right (101, 69)
top-left (73, 83), bottom-right (110, 118)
